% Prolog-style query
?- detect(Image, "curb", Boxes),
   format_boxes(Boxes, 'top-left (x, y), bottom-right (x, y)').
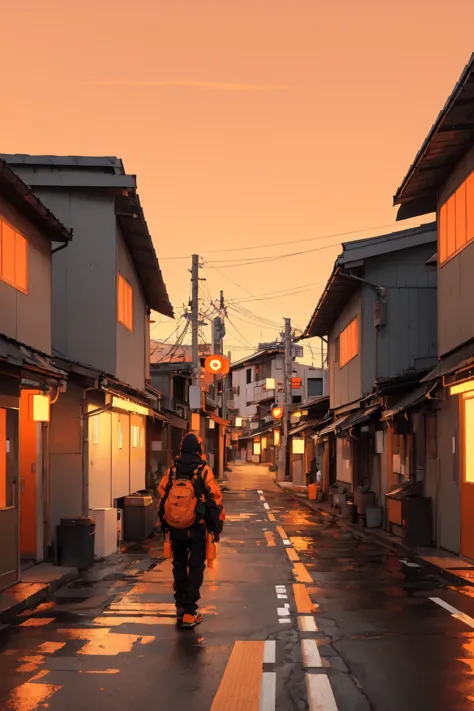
top-left (276, 482), bottom-right (474, 589)
top-left (0, 567), bottom-right (79, 625)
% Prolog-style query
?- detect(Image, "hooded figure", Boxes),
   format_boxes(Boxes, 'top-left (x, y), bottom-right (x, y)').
top-left (158, 432), bottom-right (225, 629)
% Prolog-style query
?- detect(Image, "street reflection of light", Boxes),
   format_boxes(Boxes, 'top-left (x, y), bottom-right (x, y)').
top-left (4, 682), bottom-right (62, 711)
top-left (20, 618), bottom-right (54, 628)
top-left (17, 655), bottom-right (45, 673)
top-left (58, 628), bottom-right (155, 655)
top-left (92, 616), bottom-right (175, 627)
top-left (36, 642), bottom-right (66, 654)
top-left (459, 639), bottom-right (474, 675)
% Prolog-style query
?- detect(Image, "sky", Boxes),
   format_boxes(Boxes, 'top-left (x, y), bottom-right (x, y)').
top-left (1, 0), bottom-right (474, 365)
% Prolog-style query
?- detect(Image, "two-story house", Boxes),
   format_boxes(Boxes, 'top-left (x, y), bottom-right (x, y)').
top-left (393, 54), bottom-right (474, 557)
top-left (0, 159), bottom-right (72, 589)
top-left (303, 224), bottom-right (438, 510)
top-left (230, 348), bottom-right (324, 465)
top-left (1, 154), bottom-right (173, 560)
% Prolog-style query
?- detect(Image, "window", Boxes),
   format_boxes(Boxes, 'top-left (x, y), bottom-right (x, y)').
top-left (0, 219), bottom-right (28, 293)
top-left (308, 378), bottom-right (323, 397)
top-left (117, 274), bottom-right (133, 332)
top-left (439, 172), bottom-right (474, 265)
top-left (117, 419), bottom-right (123, 450)
top-left (131, 424), bottom-right (141, 448)
top-left (246, 369), bottom-right (252, 384)
top-left (339, 317), bottom-right (359, 368)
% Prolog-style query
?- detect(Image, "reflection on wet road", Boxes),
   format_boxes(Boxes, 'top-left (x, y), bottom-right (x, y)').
top-left (1, 463), bottom-right (474, 710)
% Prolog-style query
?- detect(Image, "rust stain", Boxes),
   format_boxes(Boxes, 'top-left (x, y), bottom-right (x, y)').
top-left (58, 628), bottom-right (155, 655)
top-left (36, 642), bottom-right (66, 654)
top-left (3, 682), bottom-right (61, 711)
top-left (20, 618), bottom-right (54, 628)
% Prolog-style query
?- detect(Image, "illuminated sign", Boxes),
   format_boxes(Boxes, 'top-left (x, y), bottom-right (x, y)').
top-left (30, 394), bottom-right (50, 422)
top-left (272, 406), bottom-right (283, 419)
top-left (291, 377), bottom-right (302, 390)
top-left (253, 442), bottom-right (261, 455)
top-left (235, 417), bottom-right (243, 427)
top-left (449, 380), bottom-right (474, 396)
top-left (204, 354), bottom-right (230, 376)
top-left (265, 378), bottom-right (276, 390)
top-left (292, 438), bottom-right (305, 454)
top-left (112, 396), bottom-right (149, 416)
top-left (274, 429), bottom-right (281, 446)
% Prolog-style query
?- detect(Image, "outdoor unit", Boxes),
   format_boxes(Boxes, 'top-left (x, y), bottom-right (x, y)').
top-left (89, 508), bottom-right (118, 559)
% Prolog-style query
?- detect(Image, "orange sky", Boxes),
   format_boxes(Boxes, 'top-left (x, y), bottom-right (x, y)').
top-left (1, 1), bottom-right (474, 364)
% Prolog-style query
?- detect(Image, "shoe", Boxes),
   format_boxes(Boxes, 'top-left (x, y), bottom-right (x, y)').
top-left (180, 612), bottom-right (203, 629)
top-left (176, 607), bottom-right (185, 621)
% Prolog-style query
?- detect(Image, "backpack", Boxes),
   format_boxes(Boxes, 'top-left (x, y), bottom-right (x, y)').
top-left (161, 463), bottom-right (206, 530)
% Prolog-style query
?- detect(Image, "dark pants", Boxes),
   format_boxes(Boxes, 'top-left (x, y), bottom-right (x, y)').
top-left (171, 525), bottom-right (207, 614)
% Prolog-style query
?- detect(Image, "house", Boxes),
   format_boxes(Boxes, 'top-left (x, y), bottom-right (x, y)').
top-left (288, 395), bottom-right (330, 486)
top-left (393, 54), bottom-right (474, 556)
top-left (230, 347), bottom-right (325, 466)
top-left (302, 223), bottom-right (438, 515)
top-left (1, 154), bottom-right (173, 559)
top-left (0, 159), bottom-right (72, 589)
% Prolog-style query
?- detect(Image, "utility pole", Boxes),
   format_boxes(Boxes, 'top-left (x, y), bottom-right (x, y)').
top-left (278, 317), bottom-right (292, 481)
top-left (191, 254), bottom-right (200, 387)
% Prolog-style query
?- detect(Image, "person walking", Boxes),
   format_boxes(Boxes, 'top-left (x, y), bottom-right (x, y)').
top-left (158, 433), bottom-right (225, 629)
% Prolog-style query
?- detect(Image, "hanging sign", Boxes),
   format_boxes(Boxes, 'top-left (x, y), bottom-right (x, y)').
top-left (204, 354), bottom-right (230, 376)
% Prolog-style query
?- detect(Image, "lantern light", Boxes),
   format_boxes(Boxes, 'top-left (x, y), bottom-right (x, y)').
top-left (265, 378), bottom-right (276, 390)
top-left (292, 438), bottom-right (305, 454)
top-left (253, 442), bottom-right (261, 455)
top-left (30, 394), bottom-right (50, 422)
top-left (272, 406), bottom-right (283, 419)
top-left (235, 417), bottom-right (243, 427)
top-left (204, 354), bottom-right (230, 376)
top-left (274, 429), bottom-right (281, 446)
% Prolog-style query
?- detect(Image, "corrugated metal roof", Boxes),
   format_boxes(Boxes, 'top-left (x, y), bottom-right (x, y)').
top-left (0, 159), bottom-right (72, 244)
top-left (422, 340), bottom-right (474, 382)
top-left (0, 335), bottom-right (65, 379)
top-left (0, 154), bottom-right (173, 318)
top-left (381, 385), bottom-right (435, 420)
top-left (394, 53), bottom-right (474, 218)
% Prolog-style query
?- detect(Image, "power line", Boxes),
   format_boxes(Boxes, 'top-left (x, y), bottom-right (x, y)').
top-left (203, 260), bottom-right (283, 317)
top-left (160, 219), bottom-right (430, 260)
top-left (225, 315), bottom-right (257, 350)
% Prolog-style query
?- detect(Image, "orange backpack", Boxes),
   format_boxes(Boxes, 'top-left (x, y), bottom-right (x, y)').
top-left (162, 464), bottom-right (206, 530)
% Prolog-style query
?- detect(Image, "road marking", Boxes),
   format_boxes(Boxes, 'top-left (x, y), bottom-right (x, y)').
top-left (430, 597), bottom-right (474, 629)
top-left (268, 513), bottom-right (277, 522)
top-left (257, 490), bottom-right (263, 494)
top-left (298, 616), bottom-right (318, 632)
top-left (210, 641), bottom-right (264, 710)
top-left (263, 503), bottom-right (270, 510)
top-left (277, 593), bottom-right (288, 599)
top-left (401, 559), bottom-right (421, 568)
top-left (283, 539), bottom-right (291, 546)
top-left (260, 496), bottom-right (266, 501)
top-left (259, 672), bottom-right (276, 711)
top-left (286, 548), bottom-right (300, 562)
top-left (277, 604), bottom-right (290, 617)
top-left (276, 526), bottom-right (288, 541)
top-left (293, 584), bottom-right (314, 614)
top-left (275, 585), bottom-right (287, 592)
top-left (263, 640), bottom-right (276, 665)
top-left (264, 531), bottom-right (276, 547)
top-left (301, 639), bottom-right (322, 668)
top-left (278, 618), bottom-right (291, 624)
top-left (293, 563), bottom-right (313, 583)
top-left (306, 674), bottom-right (338, 711)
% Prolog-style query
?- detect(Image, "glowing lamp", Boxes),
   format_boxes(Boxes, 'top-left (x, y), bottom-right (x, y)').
top-left (235, 417), bottom-right (243, 428)
top-left (272, 406), bottom-right (283, 419)
top-left (274, 429), bottom-right (281, 446)
top-left (292, 438), bottom-right (305, 454)
top-left (204, 354), bottom-right (230, 376)
top-left (191, 413), bottom-right (201, 431)
top-left (261, 437), bottom-right (267, 449)
top-left (209, 418), bottom-right (215, 429)
top-left (30, 394), bottom-right (50, 422)
top-left (253, 442), bottom-right (261, 455)
top-left (265, 378), bottom-right (276, 390)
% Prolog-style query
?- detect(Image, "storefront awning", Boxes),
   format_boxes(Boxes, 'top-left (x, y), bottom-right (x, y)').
top-left (150, 409), bottom-right (171, 423)
top-left (0, 334), bottom-right (65, 381)
top-left (207, 411), bottom-right (230, 427)
top-left (289, 419), bottom-right (321, 437)
top-left (240, 422), bottom-right (276, 441)
top-left (340, 406), bottom-right (380, 432)
top-left (318, 415), bottom-right (349, 437)
top-left (422, 341), bottom-right (474, 383)
top-left (382, 385), bottom-right (435, 421)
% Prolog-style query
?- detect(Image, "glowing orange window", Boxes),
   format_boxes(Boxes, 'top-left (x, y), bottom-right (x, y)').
top-left (467, 173), bottom-right (474, 244)
top-left (0, 220), bottom-right (28, 293)
top-left (455, 180), bottom-right (467, 252)
top-left (439, 202), bottom-right (447, 264)
top-left (339, 317), bottom-right (359, 368)
top-left (446, 194), bottom-right (456, 259)
top-left (118, 274), bottom-right (133, 332)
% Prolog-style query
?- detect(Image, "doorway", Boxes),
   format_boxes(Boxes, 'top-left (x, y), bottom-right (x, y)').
top-left (19, 390), bottom-right (43, 561)
top-left (461, 394), bottom-right (474, 559)
top-left (0, 406), bottom-right (20, 589)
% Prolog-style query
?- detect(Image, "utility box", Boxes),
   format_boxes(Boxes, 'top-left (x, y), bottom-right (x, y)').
top-left (124, 494), bottom-right (155, 541)
top-left (57, 517), bottom-right (95, 569)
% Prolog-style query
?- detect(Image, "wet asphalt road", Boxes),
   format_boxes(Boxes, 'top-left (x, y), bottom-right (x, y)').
top-left (1, 464), bottom-right (474, 710)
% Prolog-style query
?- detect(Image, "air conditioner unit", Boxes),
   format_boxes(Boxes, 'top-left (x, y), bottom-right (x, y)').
top-left (89, 508), bottom-right (118, 558)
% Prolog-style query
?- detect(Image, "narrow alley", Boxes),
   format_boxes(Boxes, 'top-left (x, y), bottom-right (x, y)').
top-left (1, 464), bottom-right (474, 711)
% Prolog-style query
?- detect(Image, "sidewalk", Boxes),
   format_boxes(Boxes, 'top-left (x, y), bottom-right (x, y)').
top-left (276, 480), bottom-right (474, 588)
top-left (0, 563), bottom-right (77, 625)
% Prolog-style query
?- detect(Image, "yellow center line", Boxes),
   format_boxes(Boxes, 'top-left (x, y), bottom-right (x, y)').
top-left (276, 526), bottom-right (288, 541)
top-left (264, 531), bottom-right (276, 547)
top-left (293, 563), bottom-right (313, 583)
top-left (210, 641), bottom-right (264, 711)
top-left (286, 548), bottom-right (300, 562)
top-left (293, 584), bottom-right (315, 614)
top-left (267, 513), bottom-right (277, 522)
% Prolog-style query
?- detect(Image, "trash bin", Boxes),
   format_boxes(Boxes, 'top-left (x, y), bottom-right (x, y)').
top-left (123, 494), bottom-right (155, 541)
top-left (308, 483), bottom-right (319, 500)
top-left (57, 517), bottom-right (95, 568)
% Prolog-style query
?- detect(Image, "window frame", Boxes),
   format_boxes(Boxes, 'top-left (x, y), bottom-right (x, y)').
top-left (339, 316), bottom-right (359, 369)
top-left (0, 218), bottom-right (28, 294)
top-left (439, 171), bottom-right (474, 267)
top-left (117, 273), bottom-right (134, 333)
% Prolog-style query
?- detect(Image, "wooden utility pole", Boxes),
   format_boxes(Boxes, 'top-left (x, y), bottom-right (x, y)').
top-left (278, 317), bottom-right (292, 481)
top-left (191, 254), bottom-right (200, 387)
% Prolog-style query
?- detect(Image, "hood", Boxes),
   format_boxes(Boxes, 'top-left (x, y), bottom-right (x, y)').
top-left (174, 452), bottom-right (204, 476)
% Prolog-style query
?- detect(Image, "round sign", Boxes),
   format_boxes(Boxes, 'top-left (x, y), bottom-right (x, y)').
top-left (204, 354), bottom-right (230, 376)
top-left (272, 406), bottom-right (283, 419)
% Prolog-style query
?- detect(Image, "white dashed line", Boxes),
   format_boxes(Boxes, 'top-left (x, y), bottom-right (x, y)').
top-left (263, 503), bottom-right (270, 510)
top-left (430, 597), bottom-right (474, 629)
top-left (301, 639), bottom-right (322, 668)
top-left (278, 618), bottom-right (291, 624)
top-left (260, 496), bottom-right (266, 502)
top-left (277, 604), bottom-right (290, 617)
top-left (282, 539), bottom-right (291, 546)
top-left (277, 594), bottom-right (288, 599)
top-left (259, 672), bottom-right (276, 710)
top-left (263, 640), bottom-right (276, 664)
top-left (306, 674), bottom-right (338, 711)
top-left (298, 616), bottom-right (318, 632)
top-left (257, 490), bottom-right (263, 494)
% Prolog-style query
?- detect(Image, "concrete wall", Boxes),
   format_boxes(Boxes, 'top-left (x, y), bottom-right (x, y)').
top-left (49, 381), bottom-right (84, 542)
top-left (31, 189), bottom-right (117, 373)
top-left (0, 195), bottom-right (52, 354)
top-left (437, 146), bottom-right (474, 357)
top-left (116, 225), bottom-right (147, 391)
top-left (436, 397), bottom-right (461, 554)
top-left (329, 292), bottom-right (362, 409)
top-left (111, 412), bottom-right (130, 501)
